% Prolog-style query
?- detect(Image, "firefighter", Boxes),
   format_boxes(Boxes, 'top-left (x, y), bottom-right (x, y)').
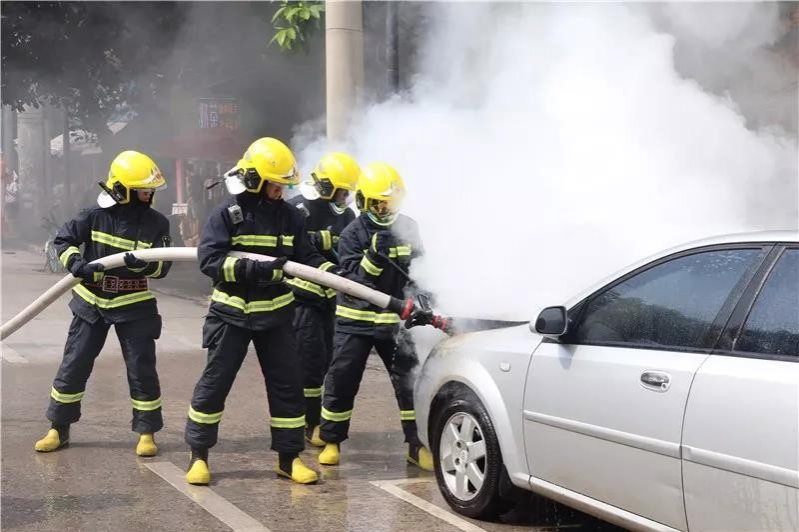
top-left (185, 137), bottom-right (344, 486)
top-left (318, 162), bottom-right (434, 471)
top-left (287, 152), bottom-right (360, 447)
top-left (34, 150), bottom-right (173, 457)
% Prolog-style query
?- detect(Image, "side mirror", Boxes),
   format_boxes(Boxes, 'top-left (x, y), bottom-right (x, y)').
top-left (532, 306), bottom-right (568, 337)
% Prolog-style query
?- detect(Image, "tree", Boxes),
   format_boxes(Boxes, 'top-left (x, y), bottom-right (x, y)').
top-left (269, 1), bottom-right (325, 53)
top-left (1, 2), bottom-right (185, 152)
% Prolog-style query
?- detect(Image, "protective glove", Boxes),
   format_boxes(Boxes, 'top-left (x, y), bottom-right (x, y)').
top-left (69, 257), bottom-right (105, 280)
top-left (243, 257), bottom-right (288, 287)
top-left (370, 230), bottom-right (394, 258)
top-left (309, 230), bottom-right (333, 252)
top-left (124, 252), bottom-right (148, 270)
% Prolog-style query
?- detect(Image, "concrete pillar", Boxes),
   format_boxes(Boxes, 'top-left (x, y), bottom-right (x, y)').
top-left (1, 105), bottom-right (18, 172)
top-left (16, 106), bottom-right (47, 232)
top-left (326, 0), bottom-right (364, 143)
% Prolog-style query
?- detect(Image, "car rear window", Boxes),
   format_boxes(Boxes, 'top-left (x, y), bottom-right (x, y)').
top-left (735, 249), bottom-right (799, 358)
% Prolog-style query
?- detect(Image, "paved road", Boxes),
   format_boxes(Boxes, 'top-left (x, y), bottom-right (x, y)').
top-left (1, 246), bottom-right (619, 532)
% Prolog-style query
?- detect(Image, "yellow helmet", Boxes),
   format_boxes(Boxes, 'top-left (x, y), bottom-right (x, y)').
top-left (98, 150), bottom-right (166, 207)
top-left (226, 137), bottom-right (299, 194)
top-left (311, 152), bottom-right (361, 200)
top-left (355, 162), bottom-right (405, 226)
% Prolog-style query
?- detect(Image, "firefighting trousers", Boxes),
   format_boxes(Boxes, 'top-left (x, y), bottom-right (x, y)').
top-left (184, 315), bottom-right (305, 453)
top-left (46, 313), bottom-right (164, 433)
top-left (320, 330), bottom-right (420, 445)
top-left (293, 303), bottom-right (334, 428)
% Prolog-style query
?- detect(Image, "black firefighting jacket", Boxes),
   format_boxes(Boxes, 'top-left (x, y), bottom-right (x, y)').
top-left (54, 200), bottom-right (172, 324)
top-left (198, 192), bottom-right (333, 331)
top-left (335, 214), bottom-right (423, 339)
top-left (286, 195), bottom-right (355, 305)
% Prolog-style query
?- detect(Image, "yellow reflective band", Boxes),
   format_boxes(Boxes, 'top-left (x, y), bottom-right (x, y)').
top-left (231, 234), bottom-right (277, 247)
top-left (91, 230), bottom-right (152, 251)
top-left (73, 284), bottom-right (155, 309)
top-left (336, 305), bottom-right (400, 324)
top-left (281, 235), bottom-right (294, 247)
top-left (360, 256), bottom-right (383, 276)
top-left (321, 230), bottom-right (332, 251)
top-left (270, 415), bottom-right (306, 429)
top-left (304, 387), bottom-right (323, 398)
top-left (211, 289), bottom-right (294, 314)
top-left (147, 261), bottom-right (163, 278)
top-left (389, 245), bottom-right (411, 258)
top-left (59, 246), bottom-right (80, 267)
top-left (325, 288), bottom-right (337, 299)
top-left (131, 397), bottom-right (162, 411)
top-left (320, 261), bottom-right (336, 272)
top-left (287, 278), bottom-right (327, 297)
top-left (272, 269), bottom-right (283, 282)
top-left (188, 406), bottom-right (223, 424)
top-left (321, 407), bottom-right (352, 422)
top-left (223, 256), bottom-right (238, 282)
top-left (92, 271), bottom-right (105, 282)
top-left (399, 410), bottom-right (416, 421)
top-left (50, 387), bottom-right (84, 404)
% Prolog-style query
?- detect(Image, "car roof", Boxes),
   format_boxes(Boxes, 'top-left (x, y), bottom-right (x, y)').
top-left (563, 230), bottom-right (799, 309)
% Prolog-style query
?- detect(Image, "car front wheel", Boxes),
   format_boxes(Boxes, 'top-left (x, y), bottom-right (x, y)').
top-left (431, 389), bottom-right (505, 519)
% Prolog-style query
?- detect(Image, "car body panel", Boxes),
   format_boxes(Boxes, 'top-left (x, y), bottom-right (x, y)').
top-left (523, 342), bottom-right (708, 530)
top-left (414, 324), bottom-right (541, 486)
top-left (682, 355), bottom-right (799, 532)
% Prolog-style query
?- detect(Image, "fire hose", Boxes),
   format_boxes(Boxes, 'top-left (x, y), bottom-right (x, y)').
top-left (0, 247), bottom-right (451, 341)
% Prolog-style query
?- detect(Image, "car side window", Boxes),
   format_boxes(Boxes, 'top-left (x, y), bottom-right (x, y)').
top-left (573, 249), bottom-right (763, 350)
top-left (735, 249), bottom-right (798, 357)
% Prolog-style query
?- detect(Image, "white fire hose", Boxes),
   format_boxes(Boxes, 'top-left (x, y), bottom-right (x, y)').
top-left (0, 247), bottom-right (415, 341)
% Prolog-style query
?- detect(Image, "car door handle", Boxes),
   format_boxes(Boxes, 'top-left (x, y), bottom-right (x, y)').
top-left (640, 371), bottom-right (671, 392)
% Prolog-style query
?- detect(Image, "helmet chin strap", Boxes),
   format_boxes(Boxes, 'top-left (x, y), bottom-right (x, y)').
top-left (329, 202), bottom-right (348, 215)
top-left (367, 211), bottom-right (396, 227)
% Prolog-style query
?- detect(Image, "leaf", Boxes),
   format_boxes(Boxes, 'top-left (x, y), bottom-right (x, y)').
top-left (271, 6), bottom-right (287, 24)
top-left (299, 7), bottom-right (310, 20)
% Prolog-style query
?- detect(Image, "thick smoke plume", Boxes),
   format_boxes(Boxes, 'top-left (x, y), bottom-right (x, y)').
top-left (297, 3), bottom-right (798, 321)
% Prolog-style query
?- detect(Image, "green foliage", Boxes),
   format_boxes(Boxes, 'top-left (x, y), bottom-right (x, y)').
top-left (270, 1), bottom-right (325, 52)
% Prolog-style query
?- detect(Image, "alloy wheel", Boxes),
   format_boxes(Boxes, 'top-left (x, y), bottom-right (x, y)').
top-left (439, 411), bottom-right (487, 501)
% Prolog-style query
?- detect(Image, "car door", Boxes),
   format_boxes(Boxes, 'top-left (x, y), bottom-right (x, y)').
top-left (523, 245), bottom-right (770, 531)
top-left (682, 246), bottom-right (799, 532)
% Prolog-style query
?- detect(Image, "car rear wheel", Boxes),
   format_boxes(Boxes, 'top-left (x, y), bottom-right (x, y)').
top-left (431, 389), bottom-right (505, 519)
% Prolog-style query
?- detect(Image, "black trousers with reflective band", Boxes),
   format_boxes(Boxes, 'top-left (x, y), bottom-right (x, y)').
top-left (293, 302), bottom-right (334, 427)
top-left (47, 313), bottom-right (163, 433)
top-left (184, 315), bottom-right (305, 452)
top-left (320, 330), bottom-right (419, 445)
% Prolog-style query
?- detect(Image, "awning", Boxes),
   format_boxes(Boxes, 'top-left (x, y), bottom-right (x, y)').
top-left (50, 122), bottom-right (128, 156)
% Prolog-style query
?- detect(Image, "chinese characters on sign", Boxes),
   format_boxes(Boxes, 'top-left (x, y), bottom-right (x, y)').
top-left (198, 98), bottom-right (239, 130)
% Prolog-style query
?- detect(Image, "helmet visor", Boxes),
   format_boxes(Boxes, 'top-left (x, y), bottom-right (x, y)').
top-left (366, 198), bottom-right (400, 224)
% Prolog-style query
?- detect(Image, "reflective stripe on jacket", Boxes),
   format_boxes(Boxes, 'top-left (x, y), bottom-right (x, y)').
top-left (335, 214), bottom-right (423, 339)
top-left (53, 202), bottom-right (172, 323)
top-left (199, 192), bottom-right (329, 331)
top-left (286, 196), bottom-right (355, 305)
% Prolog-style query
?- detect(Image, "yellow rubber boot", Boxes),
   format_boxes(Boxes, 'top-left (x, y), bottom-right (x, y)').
top-left (276, 457), bottom-right (319, 484)
top-left (34, 428), bottom-right (68, 452)
top-left (318, 442), bottom-right (340, 465)
top-left (407, 444), bottom-right (434, 471)
top-left (305, 425), bottom-right (324, 447)
top-left (136, 433), bottom-right (158, 457)
top-left (186, 459), bottom-right (211, 485)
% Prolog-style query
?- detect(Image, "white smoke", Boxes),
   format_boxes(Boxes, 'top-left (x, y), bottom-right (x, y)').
top-left (296, 3), bottom-right (798, 321)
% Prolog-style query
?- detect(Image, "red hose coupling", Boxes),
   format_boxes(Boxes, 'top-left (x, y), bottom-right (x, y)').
top-left (399, 298), bottom-right (415, 320)
top-left (432, 315), bottom-right (450, 331)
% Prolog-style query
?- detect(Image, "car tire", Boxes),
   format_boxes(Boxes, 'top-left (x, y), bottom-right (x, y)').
top-left (431, 388), bottom-right (506, 519)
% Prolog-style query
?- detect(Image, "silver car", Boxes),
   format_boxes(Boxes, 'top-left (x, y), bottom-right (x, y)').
top-left (414, 231), bottom-right (798, 532)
